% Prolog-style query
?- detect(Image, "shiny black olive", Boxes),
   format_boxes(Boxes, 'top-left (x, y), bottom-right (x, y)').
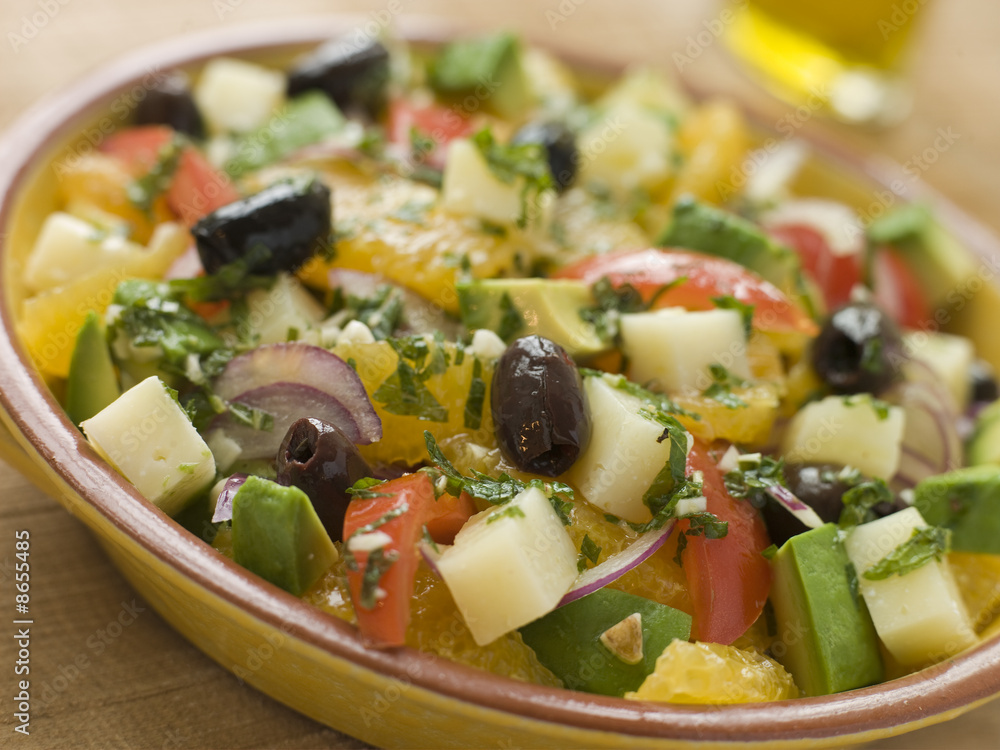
top-left (191, 177), bottom-right (331, 275)
top-left (510, 121), bottom-right (578, 192)
top-left (132, 71), bottom-right (205, 139)
top-left (491, 335), bottom-right (590, 477)
top-left (970, 359), bottom-right (999, 403)
top-left (811, 302), bottom-right (903, 395)
top-left (286, 36), bottom-right (390, 119)
top-left (276, 417), bottom-right (373, 541)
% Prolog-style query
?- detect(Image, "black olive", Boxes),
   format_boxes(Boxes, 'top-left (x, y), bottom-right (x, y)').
top-left (286, 35), bottom-right (390, 119)
top-left (276, 417), bottom-right (373, 541)
top-left (491, 335), bottom-right (590, 476)
top-left (510, 121), bottom-right (578, 192)
top-left (191, 177), bottom-right (331, 275)
top-left (811, 302), bottom-right (903, 395)
top-left (970, 359), bottom-right (999, 403)
top-left (764, 463), bottom-right (907, 545)
top-left (132, 71), bottom-right (205, 139)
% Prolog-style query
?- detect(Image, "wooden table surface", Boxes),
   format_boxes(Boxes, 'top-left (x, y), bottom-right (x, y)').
top-left (2, 1), bottom-right (999, 748)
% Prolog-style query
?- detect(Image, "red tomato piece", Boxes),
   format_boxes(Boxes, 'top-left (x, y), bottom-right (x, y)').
top-left (100, 125), bottom-right (239, 225)
top-left (342, 473), bottom-right (476, 648)
top-left (388, 98), bottom-right (473, 169)
top-left (553, 248), bottom-right (818, 336)
top-left (680, 440), bottom-right (772, 645)
top-left (872, 245), bottom-right (932, 330)
top-left (768, 224), bottom-right (862, 311)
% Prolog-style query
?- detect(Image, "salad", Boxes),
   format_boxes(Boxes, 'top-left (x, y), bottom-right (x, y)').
top-left (16, 29), bottom-right (1000, 704)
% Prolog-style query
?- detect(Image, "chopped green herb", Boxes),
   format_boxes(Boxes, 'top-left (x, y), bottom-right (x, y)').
top-left (373, 336), bottom-right (450, 422)
top-left (328, 283), bottom-right (405, 341)
top-left (127, 135), bottom-right (183, 215)
top-left (724, 455), bottom-right (786, 510)
top-left (702, 363), bottom-right (750, 409)
top-left (843, 393), bottom-right (892, 421)
top-left (580, 276), bottom-right (685, 342)
top-left (341, 504), bottom-right (409, 572)
top-left (839, 479), bottom-right (894, 528)
top-left (463, 357), bottom-right (486, 430)
top-left (582, 370), bottom-right (700, 421)
top-left (674, 511), bottom-right (729, 567)
top-left (486, 505), bottom-right (527, 524)
top-left (358, 547), bottom-right (400, 609)
top-left (422, 431), bottom-right (574, 522)
top-left (408, 125), bottom-right (437, 162)
top-left (471, 127), bottom-right (553, 228)
top-left (580, 534), bottom-right (602, 566)
top-left (863, 526), bottom-right (951, 580)
top-left (391, 198), bottom-right (433, 225)
top-left (846, 562), bottom-right (861, 609)
top-left (346, 477), bottom-right (392, 500)
top-left (497, 291), bottom-right (525, 342)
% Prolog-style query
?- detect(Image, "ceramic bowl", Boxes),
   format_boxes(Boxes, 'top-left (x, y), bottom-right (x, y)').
top-left (2, 16), bottom-right (1000, 749)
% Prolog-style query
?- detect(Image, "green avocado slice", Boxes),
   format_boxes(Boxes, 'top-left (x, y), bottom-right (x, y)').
top-left (66, 310), bottom-right (121, 426)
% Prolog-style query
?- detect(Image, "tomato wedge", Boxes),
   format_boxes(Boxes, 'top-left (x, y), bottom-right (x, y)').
top-left (680, 440), bottom-right (772, 645)
top-left (872, 245), bottom-right (932, 330)
top-left (342, 473), bottom-right (476, 648)
top-left (768, 224), bottom-right (862, 312)
top-left (553, 248), bottom-right (818, 336)
top-left (387, 98), bottom-right (473, 169)
top-left (100, 125), bottom-right (239, 225)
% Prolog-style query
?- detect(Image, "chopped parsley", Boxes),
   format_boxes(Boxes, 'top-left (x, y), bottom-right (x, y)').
top-left (497, 292), bottom-right (525, 341)
top-left (422, 431), bottom-right (574, 524)
top-left (328, 283), bottom-right (405, 341)
top-left (702, 363), bottom-right (750, 409)
top-left (863, 526), bottom-right (951, 581)
top-left (341, 504), bottom-right (409, 572)
top-left (471, 127), bottom-right (553, 228)
top-left (346, 477), bottom-right (392, 500)
top-left (843, 393), bottom-right (892, 421)
top-left (724, 455), bottom-right (787, 510)
top-left (839, 479), bottom-right (894, 528)
top-left (358, 547), bottom-right (399, 609)
top-left (463, 357), bottom-right (486, 430)
top-left (581, 370), bottom-right (700, 422)
top-left (373, 335), bottom-right (450, 422)
top-left (579, 276), bottom-right (685, 342)
top-left (674, 511), bottom-right (730, 567)
top-left (127, 135), bottom-right (184, 215)
top-left (486, 506), bottom-right (527, 524)
top-left (580, 534), bottom-right (602, 567)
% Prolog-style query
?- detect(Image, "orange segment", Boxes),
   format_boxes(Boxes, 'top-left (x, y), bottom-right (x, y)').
top-left (626, 640), bottom-right (800, 704)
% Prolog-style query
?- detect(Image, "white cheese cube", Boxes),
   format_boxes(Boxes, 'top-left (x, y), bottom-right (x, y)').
top-left (242, 273), bottom-right (325, 345)
top-left (781, 395), bottom-right (905, 479)
top-left (844, 507), bottom-right (977, 666)
top-left (619, 307), bottom-right (750, 395)
top-left (436, 487), bottom-right (578, 645)
top-left (578, 102), bottom-right (674, 195)
top-left (565, 375), bottom-right (685, 523)
top-left (194, 57), bottom-right (285, 133)
top-left (904, 331), bottom-right (974, 411)
top-left (24, 213), bottom-right (140, 293)
top-left (82, 376), bottom-right (216, 516)
top-left (441, 138), bottom-right (554, 227)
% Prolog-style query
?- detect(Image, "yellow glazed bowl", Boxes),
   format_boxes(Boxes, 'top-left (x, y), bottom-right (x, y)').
top-left (2, 16), bottom-right (1000, 749)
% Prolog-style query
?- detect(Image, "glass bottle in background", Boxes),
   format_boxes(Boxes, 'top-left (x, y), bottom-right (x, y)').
top-left (723, 0), bottom-right (930, 125)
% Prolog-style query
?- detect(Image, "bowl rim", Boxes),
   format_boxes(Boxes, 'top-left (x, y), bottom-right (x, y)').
top-left (2, 14), bottom-right (1000, 745)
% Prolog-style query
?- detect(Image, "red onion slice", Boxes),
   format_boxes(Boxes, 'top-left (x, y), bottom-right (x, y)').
top-left (211, 473), bottom-right (248, 523)
top-left (765, 485), bottom-right (824, 529)
top-left (215, 342), bottom-right (381, 444)
top-left (558, 520), bottom-right (676, 607)
top-left (418, 540), bottom-right (445, 578)
top-left (210, 382), bottom-right (363, 461)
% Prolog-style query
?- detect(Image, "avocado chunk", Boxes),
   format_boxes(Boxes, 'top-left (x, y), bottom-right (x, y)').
top-left (231, 475), bottom-right (339, 596)
top-left (429, 32), bottom-right (530, 119)
top-left (913, 466), bottom-right (1000, 554)
top-left (967, 399), bottom-right (1000, 466)
top-left (457, 278), bottom-right (608, 358)
top-left (659, 197), bottom-right (810, 307)
top-left (66, 310), bottom-right (121, 425)
top-left (769, 523), bottom-right (884, 696)
top-left (519, 587), bottom-right (692, 696)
